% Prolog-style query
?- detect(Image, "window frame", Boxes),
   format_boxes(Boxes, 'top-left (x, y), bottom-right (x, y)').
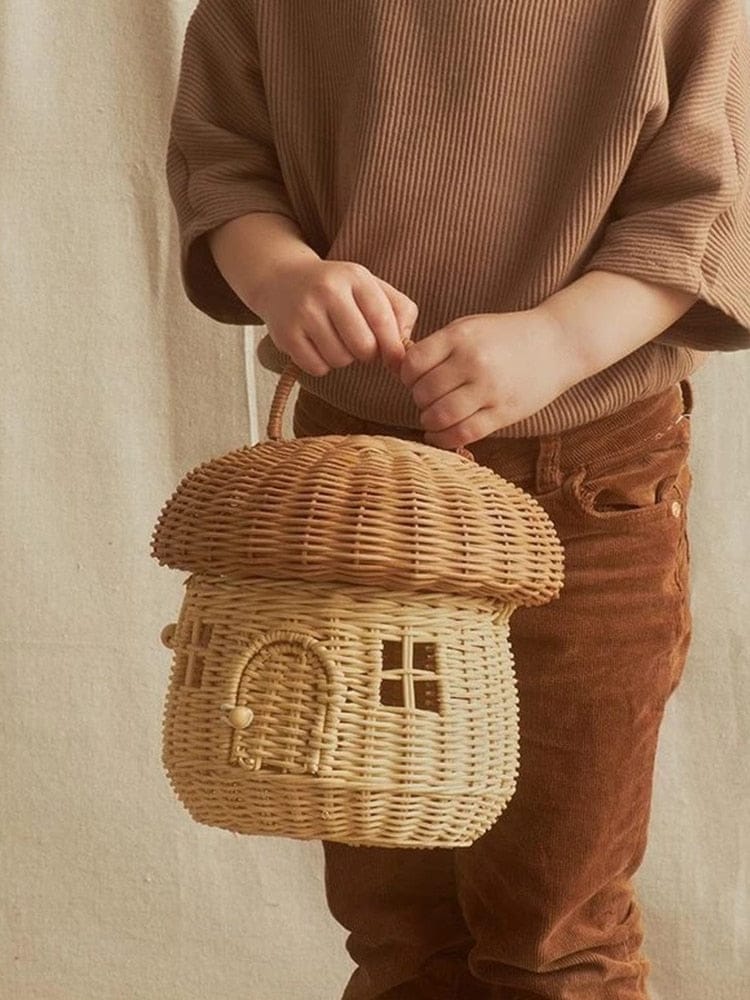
top-left (379, 632), bottom-right (441, 714)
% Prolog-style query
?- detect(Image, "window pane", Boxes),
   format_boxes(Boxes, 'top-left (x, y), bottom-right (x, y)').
top-left (382, 639), bottom-right (402, 670)
top-left (380, 676), bottom-right (404, 707)
top-left (187, 653), bottom-right (206, 688)
top-left (414, 679), bottom-right (440, 713)
top-left (413, 641), bottom-right (437, 672)
top-left (183, 619), bottom-right (212, 688)
top-left (174, 651), bottom-right (188, 686)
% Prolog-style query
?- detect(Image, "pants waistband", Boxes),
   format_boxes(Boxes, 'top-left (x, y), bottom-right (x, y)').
top-left (467, 380), bottom-right (692, 488)
top-left (295, 379), bottom-right (693, 489)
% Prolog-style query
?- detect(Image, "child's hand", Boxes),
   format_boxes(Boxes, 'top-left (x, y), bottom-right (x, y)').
top-left (262, 258), bottom-right (417, 376)
top-left (399, 310), bottom-right (574, 448)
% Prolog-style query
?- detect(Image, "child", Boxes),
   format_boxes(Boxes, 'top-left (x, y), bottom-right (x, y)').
top-left (165, 2), bottom-right (750, 997)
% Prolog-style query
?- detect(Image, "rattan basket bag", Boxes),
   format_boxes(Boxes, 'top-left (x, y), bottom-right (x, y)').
top-left (150, 341), bottom-right (565, 849)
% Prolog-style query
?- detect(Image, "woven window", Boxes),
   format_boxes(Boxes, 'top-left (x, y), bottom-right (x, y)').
top-left (175, 619), bottom-right (213, 688)
top-left (379, 638), bottom-right (441, 714)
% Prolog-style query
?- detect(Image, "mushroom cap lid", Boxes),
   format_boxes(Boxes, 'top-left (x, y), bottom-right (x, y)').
top-left (150, 433), bottom-right (564, 606)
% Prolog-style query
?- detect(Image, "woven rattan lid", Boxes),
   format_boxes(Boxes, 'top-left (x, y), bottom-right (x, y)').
top-left (151, 362), bottom-right (565, 606)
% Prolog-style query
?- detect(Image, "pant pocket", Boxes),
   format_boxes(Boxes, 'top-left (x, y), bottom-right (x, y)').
top-left (672, 461), bottom-right (693, 595)
top-left (561, 417), bottom-right (691, 527)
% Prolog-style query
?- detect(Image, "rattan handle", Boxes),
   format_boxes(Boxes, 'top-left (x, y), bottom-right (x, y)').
top-left (266, 335), bottom-right (476, 461)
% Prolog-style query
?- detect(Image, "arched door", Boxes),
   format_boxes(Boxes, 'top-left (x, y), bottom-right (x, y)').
top-left (227, 630), bottom-right (339, 775)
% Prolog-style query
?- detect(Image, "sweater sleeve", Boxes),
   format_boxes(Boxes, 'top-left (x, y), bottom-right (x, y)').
top-left (581, 0), bottom-right (750, 351)
top-left (165, 0), bottom-right (300, 325)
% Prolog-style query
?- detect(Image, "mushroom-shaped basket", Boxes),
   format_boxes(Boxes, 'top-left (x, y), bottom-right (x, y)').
top-left (150, 352), bottom-right (565, 849)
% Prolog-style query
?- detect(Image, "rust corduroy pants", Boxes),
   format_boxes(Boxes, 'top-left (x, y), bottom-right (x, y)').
top-left (291, 377), bottom-right (694, 1000)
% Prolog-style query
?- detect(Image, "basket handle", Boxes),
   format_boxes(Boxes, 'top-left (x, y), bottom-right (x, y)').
top-left (265, 335), bottom-right (476, 461)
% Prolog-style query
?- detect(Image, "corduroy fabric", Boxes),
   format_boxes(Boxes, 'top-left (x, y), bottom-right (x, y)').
top-left (292, 377), bottom-right (696, 999)
top-left (166, 0), bottom-right (750, 436)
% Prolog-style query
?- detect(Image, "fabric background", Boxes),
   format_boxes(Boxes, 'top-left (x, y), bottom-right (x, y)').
top-left (1, 2), bottom-right (748, 997)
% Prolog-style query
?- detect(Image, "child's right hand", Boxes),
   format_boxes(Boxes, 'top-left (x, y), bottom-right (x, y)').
top-left (259, 258), bottom-right (419, 377)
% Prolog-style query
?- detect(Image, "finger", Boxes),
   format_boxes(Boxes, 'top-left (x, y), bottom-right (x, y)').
top-left (417, 381), bottom-right (483, 434)
top-left (422, 406), bottom-right (496, 450)
top-left (409, 360), bottom-right (468, 412)
top-left (305, 314), bottom-right (357, 369)
top-left (283, 327), bottom-right (335, 377)
top-left (399, 328), bottom-right (454, 389)
top-left (375, 280), bottom-right (420, 361)
top-left (324, 289), bottom-right (380, 363)
top-left (350, 280), bottom-right (408, 370)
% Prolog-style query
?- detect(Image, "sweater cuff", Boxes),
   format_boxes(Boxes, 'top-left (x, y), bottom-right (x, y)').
top-left (178, 194), bottom-right (299, 328)
top-left (581, 225), bottom-right (750, 352)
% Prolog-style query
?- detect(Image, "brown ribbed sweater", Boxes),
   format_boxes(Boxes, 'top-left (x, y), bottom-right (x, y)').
top-left (166, 0), bottom-right (750, 437)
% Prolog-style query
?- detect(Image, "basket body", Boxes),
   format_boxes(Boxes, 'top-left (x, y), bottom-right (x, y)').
top-left (161, 574), bottom-right (521, 848)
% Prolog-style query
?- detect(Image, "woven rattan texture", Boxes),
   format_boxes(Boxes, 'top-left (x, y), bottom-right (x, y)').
top-left (161, 576), bottom-right (521, 848)
top-left (151, 433), bottom-right (564, 606)
top-left (152, 360), bottom-right (565, 848)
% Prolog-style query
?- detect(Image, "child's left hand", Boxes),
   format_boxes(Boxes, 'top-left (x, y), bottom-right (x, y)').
top-left (397, 309), bottom-right (578, 448)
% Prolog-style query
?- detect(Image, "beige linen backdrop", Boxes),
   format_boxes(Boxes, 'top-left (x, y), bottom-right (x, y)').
top-left (2, 2), bottom-right (749, 998)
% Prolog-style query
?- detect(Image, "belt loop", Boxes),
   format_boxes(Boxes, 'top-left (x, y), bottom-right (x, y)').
top-left (679, 378), bottom-right (694, 417)
top-left (535, 434), bottom-right (563, 492)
